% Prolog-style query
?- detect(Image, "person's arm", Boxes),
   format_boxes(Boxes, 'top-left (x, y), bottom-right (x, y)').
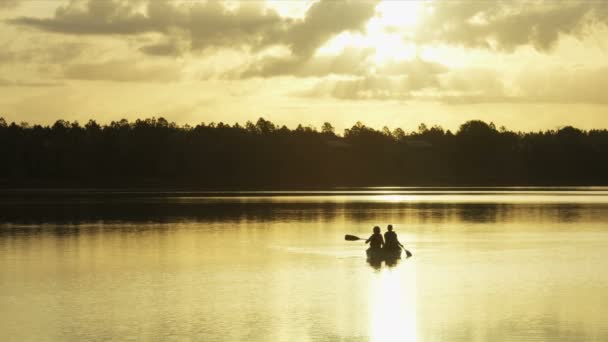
top-left (380, 236), bottom-right (385, 248)
top-left (365, 235), bottom-right (371, 244)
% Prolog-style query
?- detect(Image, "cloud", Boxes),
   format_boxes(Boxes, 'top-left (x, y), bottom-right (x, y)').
top-left (237, 48), bottom-right (375, 78)
top-left (63, 59), bottom-right (180, 82)
top-left (436, 68), bottom-right (506, 101)
top-left (280, 0), bottom-right (379, 57)
top-left (236, 0), bottom-right (379, 77)
top-left (10, 0), bottom-right (157, 35)
top-left (139, 34), bottom-right (186, 57)
top-left (0, 0), bottom-right (20, 10)
top-left (516, 65), bottom-right (608, 104)
top-left (0, 49), bottom-right (14, 63)
top-left (298, 76), bottom-right (425, 101)
top-left (375, 58), bottom-right (447, 88)
top-left (415, 1), bottom-right (606, 52)
top-left (9, 0), bottom-right (284, 56)
top-left (7, 0), bottom-right (382, 82)
top-left (428, 66), bottom-right (608, 105)
top-left (333, 65), bottom-right (608, 105)
top-left (315, 76), bottom-right (413, 100)
top-left (184, 1), bottom-right (285, 52)
top-left (0, 78), bottom-right (63, 87)
top-left (0, 42), bottom-right (88, 64)
top-left (237, 49), bottom-right (449, 81)
top-left (10, 0), bottom-right (378, 59)
top-left (294, 57), bottom-right (450, 100)
top-left (139, 41), bottom-right (182, 57)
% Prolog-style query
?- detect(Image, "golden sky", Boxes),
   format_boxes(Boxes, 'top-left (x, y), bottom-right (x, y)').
top-left (1, 0), bottom-right (608, 132)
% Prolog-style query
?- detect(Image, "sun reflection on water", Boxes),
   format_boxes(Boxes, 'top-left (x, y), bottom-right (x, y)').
top-left (373, 194), bottom-right (417, 203)
top-left (369, 266), bottom-right (417, 342)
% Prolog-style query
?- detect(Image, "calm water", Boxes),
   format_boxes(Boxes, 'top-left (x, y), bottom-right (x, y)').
top-left (1, 188), bottom-right (608, 341)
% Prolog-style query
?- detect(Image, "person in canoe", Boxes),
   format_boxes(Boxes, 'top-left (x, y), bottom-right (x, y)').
top-left (366, 226), bottom-right (384, 250)
top-left (384, 224), bottom-right (404, 251)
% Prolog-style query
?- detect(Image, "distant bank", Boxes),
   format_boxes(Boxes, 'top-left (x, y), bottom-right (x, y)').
top-left (2, 117), bottom-right (607, 188)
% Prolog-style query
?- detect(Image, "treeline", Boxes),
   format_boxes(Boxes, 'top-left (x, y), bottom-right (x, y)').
top-left (1, 117), bottom-right (607, 188)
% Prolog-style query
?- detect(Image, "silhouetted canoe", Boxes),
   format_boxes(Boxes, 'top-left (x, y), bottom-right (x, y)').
top-left (366, 247), bottom-right (402, 261)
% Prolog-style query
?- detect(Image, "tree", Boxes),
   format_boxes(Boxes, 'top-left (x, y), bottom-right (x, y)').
top-left (255, 117), bottom-right (275, 134)
top-left (321, 122), bottom-right (335, 135)
top-left (392, 128), bottom-right (405, 140)
top-left (1, 117), bottom-right (607, 187)
top-left (382, 126), bottom-right (392, 137)
top-left (457, 120), bottom-right (498, 137)
top-left (418, 123), bottom-right (428, 134)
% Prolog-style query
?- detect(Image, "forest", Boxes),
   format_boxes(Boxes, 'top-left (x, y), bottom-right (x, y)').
top-left (1, 116), bottom-right (607, 188)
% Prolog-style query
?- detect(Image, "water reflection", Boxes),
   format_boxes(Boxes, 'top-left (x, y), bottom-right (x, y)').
top-left (2, 190), bottom-right (608, 341)
top-left (369, 267), bottom-right (417, 342)
top-left (366, 250), bottom-right (405, 270)
top-left (367, 257), bottom-right (403, 270)
top-left (0, 197), bottom-right (604, 229)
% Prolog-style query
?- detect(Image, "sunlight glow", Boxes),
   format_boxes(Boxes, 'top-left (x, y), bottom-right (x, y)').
top-left (317, 21), bottom-right (417, 63)
top-left (318, 1), bottom-right (424, 63)
top-left (376, 1), bottom-right (423, 28)
top-left (265, 0), bottom-right (313, 19)
top-left (373, 195), bottom-right (417, 203)
top-left (369, 268), bottom-right (417, 342)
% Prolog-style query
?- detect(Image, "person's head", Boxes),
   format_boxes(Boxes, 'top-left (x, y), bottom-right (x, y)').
top-left (373, 226), bottom-right (380, 234)
top-left (387, 224), bottom-right (393, 231)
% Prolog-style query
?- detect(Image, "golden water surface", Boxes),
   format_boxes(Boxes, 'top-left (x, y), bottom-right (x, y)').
top-left (1, 189), bottom-right (608, 341)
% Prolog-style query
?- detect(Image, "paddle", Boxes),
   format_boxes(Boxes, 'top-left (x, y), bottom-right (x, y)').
top-left (345, 234), bottom-right (364, 241)
top-left (402, 245), bottom-right (413, 258)
top-left (344, 234), bottom-right (413, 258)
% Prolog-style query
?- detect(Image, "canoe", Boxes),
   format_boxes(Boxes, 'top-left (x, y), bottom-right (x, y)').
top-left (366, 247), bottom-right (402, 261)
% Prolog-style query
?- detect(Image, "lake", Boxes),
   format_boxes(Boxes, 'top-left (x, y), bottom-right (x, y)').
top-left (1, 188), bottom-right (608, 341)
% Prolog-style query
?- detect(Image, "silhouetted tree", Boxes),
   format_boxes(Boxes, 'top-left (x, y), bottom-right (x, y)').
top-left (321, 122), bottom-right (335, 136)
top-left (0, 116), bottom-right (607, 188)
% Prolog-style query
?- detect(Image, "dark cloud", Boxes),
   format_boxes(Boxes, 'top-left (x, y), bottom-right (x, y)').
top-left (235, 0), bottom-right (379, 76)
top-left (64, 59), bottom-right (180, 82)
top-left (185, 1), bottom-right (285, 52)
top-left (415, 1), bottom-right (607, 52)
top-left (9, 0), bottom-right (284, 56)
top-left (281, 0), bottom-right (379, 57)
top-left (0, 0), bottom-right (20, 10)
top-left (10, 0), bottom-right (378, 59)
top-left (10, 0), bottom-right (156, 35)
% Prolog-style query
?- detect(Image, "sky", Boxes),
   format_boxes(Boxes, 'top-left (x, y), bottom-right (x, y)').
top-left (1, 0), bottom-right (608, 133)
